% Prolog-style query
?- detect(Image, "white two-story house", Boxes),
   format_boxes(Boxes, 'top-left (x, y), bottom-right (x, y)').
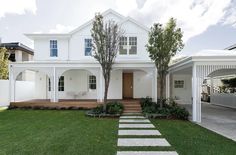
top-left (9, 9), bottom-right (157, 103)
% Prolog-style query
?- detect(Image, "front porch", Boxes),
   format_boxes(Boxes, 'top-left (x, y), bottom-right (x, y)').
top-left (9, 61), bottom-right (157, 104)
top-left (9, 99), bottom-right (141, 111)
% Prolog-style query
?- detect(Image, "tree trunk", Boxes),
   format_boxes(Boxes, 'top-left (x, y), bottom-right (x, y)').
top-left (159, 73), bottom-right (165, 109)
top-left (103, 73), bottom-right (110, 112)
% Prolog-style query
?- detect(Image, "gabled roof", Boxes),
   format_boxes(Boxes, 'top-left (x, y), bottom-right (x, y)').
top-left (225, 43), bottom-right (236, 50)
top-left (69, 9), bottom-right (125, 34)
top-left (119, 16), bottom-right (149, 32)
top-left (25, 9), bottom-right (150, 40)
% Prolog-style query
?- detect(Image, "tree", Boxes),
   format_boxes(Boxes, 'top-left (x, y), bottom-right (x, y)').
top-left (0, 47), bottom-right (9, 79)
top-left (91, 13), bottom-right (122, 108)
top-left (146, 18), bottom-right (184, 108)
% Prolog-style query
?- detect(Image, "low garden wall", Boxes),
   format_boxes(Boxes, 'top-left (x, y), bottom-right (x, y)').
top-left (211, 93), bottom-right (236, 109)
top-left (0, 80), bottom-right (35, 107)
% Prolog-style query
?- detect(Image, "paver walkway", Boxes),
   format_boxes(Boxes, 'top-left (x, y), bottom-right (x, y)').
top-left (117, 113), bottom-right (178, 155)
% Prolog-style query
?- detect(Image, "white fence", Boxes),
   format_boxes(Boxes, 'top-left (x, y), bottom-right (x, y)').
top-left (211, 93), bottom-right (236, 109)
top-left (0, 80), bottom-right (35, 107)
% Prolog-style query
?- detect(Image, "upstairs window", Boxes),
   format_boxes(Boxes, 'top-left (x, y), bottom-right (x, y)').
top-left (50, 40), bottom-right (58, 57)
top-left (129, 37), bottom-right (137, 54)
top-left (119, 37), bottom-right (127, 55)
top-left (119, 37), bottom-right (137, 55)
top-left (89, 75), bottom-right (96, 89)
top-left (85, 39), bottom-right (92, 56)
top-left (58, 76), bottom-right (64, 91)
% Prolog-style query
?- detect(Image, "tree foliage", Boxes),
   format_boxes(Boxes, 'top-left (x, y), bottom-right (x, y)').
top-left (91, 13), bottom-right (122, 105)
top-left (0, 47), bottom-right (9, 79)
top-left (146, 18), bottom-right (184, 107)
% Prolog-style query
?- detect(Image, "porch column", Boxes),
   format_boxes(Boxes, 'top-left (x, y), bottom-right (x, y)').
top-left (152, 68), bottom-right (157, 102)
top-left (192, 64), bottom-right (201, 123)
top-left (52, 67), bottom-right (58, 102)
top-left (9, 65), bottom-right (15, 102)
top-left (166, 73), bottom-right (170, 99)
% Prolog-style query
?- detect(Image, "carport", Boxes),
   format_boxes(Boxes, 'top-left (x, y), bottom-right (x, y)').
top-left (166, 50), bottom-right (236, 123)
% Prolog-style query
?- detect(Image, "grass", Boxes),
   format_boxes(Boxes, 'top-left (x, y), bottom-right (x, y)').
top-left (0, 110), bottom-right (118, 155)
top-left (0, 110), bottom-right (235, 155)
top-left (152, 119), bottom-right (236, 155)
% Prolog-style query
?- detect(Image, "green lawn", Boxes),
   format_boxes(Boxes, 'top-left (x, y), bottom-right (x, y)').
top-left (0, 110), bottom-right (118, 155)
top-left (0, 110), bottom-right (235, 155)
top-left (152, 119), bottom-right (236, 155)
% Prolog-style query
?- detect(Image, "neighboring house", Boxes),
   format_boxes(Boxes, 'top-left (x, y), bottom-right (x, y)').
top-left (0, 42), bottom-right (34, 81)
top-left (0, 42), bottom-right (34, 62)
top-left (9, 9), bottom-right (157, 103)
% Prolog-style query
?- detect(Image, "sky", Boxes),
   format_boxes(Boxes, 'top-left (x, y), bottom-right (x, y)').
top-left (0, 0), bottom-right (236, 56)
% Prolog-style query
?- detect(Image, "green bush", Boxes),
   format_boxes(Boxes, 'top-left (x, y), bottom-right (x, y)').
top-left (106, 101), bottom-right (124, 114)
top-left (140, 97), bottom-right (153, 108)
top-left (90, 105), bottom-right (104, 114)
top-left (141, 97), bottom-right (189, 120)
top-left (169, 105), bottom-right (189, 120)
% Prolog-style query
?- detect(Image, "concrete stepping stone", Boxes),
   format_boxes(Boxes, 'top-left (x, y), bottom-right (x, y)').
top-left (117, 151), bottom-right (178, 155)
top-left (120, 116), bottom-right (145, 119)
top-left (119, 119), bottom-right (150, 123)
top-left (119, 124), bottom-right (155, 128)
top-left (118, 138), bottom-right (171, 146)
top-left (118, 130), bottom-right (161, 136)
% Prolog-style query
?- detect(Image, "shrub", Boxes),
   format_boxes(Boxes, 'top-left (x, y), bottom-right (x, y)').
top-left (90, 105), bottom-right (104, 114)
top-left (169, 105), bottom-right (189, 120)
top-left (141, 97), bottom-right (189, 120)
top-left (106, 101), bottom-right (124, 114)
top-left (140, 97), bottom-right (153, 108)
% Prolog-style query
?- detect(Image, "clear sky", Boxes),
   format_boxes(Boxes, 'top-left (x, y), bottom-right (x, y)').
top-left (0, 0), bottom-right (236, 56)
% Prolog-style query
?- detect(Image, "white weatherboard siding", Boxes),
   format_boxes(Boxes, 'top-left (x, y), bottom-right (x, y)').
top-left (33, 69), bottom-right (153, 100)
top-left (35, 72), bottom-right (48, 99)
top-left (171, 74), bottom-right (192, 103)
top-left (34, 38), bottom-right (69, 61)
top-left (133, 71), bottom-right (152, 98)
top-left (10, 10), bottom-right (157, 105)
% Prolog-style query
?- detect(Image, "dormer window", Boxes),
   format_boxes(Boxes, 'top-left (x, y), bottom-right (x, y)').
top-left (50, 40), bottom-right (58, 57)
top-left (85, 39), bottom-right (92, 56)
top-left (119, 37), bottom-right (137, 55)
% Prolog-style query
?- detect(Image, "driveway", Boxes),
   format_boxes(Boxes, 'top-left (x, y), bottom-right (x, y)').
top-left (179, 101), bottom-right (236, 142)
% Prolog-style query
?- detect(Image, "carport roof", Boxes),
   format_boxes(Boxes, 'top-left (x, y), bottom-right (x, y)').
top-left (169, 50), bottom-right (236, 72)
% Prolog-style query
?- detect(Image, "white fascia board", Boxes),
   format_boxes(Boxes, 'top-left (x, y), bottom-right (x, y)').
top-left (25, 33), bottom-right (71, 40)
top-left (69, 9), bottom-right (125, 35)
top-left (119, 17), bottom-right (149, 32)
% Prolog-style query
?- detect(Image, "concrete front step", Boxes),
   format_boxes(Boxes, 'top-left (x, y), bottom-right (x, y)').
top-left (120, 116), bottom-right (145, 119)
top-left (119, 124), bottom-right (155, 128)
top-left (118, 130), bottom-right (161, 136)
top-left (117, 138), bottom-right (171, 146)
top-left (117, 151), bottom-right (178, 155)
top-left (123, 110), bottom-right (142, 112)
top-left (122, 113), bottom-right (143, 116)
top-left (119, 119), bottom-right (150, 123)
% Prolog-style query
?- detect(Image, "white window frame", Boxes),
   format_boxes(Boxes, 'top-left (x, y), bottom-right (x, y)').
top-left (174, 80), bottom-right (185, 88)
top-left (88, 75), bottom-right (96, 90)
top-left (50, 40), bottom-right (58, 57)
top-left (119, 36), bottom-right (137, 56)
top-left (84, 38), bottom-right (92, 56)
top-left (58, 76), bottom-right (64, 91)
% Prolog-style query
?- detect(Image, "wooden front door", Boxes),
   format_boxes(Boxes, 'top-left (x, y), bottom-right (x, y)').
top-left (123, 73), bottom-right (133, 99)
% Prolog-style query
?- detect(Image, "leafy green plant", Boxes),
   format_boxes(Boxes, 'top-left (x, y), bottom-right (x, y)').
top-left (106, 102), bottom-right (124, 114)
top-left (141, 97), bottom-right (189, 120)
top-left (90, 105), bottom-right (104, 114)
